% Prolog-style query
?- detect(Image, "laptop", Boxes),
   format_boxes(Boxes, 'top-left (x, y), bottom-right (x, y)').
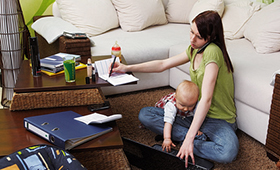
top-left (122, 137), bottom-right (214, 170)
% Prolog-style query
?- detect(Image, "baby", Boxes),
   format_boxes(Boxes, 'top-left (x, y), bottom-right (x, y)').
top-left (155, 80), bottom-right (203, 152)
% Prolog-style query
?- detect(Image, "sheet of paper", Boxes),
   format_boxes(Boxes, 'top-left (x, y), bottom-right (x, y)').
top-left (108, 74), bottom-right (139, 86)
top-left (94, 57), bottom-right (139, 86)
top-left (94, 57), bottom-right (120, 80)
top-left (75, 113), bottom-right (122, 124)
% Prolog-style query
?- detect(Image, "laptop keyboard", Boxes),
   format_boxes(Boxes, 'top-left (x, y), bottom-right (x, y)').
top-left (152, 144), bottom-right (209, 170)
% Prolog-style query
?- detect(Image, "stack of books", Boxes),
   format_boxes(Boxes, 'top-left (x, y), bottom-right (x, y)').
top-left (40, 53), bottom-right (86, 76)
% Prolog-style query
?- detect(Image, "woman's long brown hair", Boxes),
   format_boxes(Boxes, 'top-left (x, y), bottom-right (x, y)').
top-left (192, 11), bottom-right (234, 73)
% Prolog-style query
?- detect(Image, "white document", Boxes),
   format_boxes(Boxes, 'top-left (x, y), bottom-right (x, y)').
top-left (94, 57), bottom-right (139, 86)
top-left (75, 113), bottom-right (122, 124)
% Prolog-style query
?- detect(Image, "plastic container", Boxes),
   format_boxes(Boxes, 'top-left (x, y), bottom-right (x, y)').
top-left (111, 41), bottom-right (121, 62)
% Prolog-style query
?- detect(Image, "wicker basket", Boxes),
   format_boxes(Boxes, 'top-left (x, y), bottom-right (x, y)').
top-left (10, 88), bottom-right (104, 111)
top-left (266, 74), bottom-right (280, 163)
top-left (72, 148), bottom-right (131, 170)
top-left (59, 36), bottom-right (91, 63)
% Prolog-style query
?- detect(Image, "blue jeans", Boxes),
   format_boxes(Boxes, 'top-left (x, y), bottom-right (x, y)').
top-left (138, 107), bottom-right (239, 163)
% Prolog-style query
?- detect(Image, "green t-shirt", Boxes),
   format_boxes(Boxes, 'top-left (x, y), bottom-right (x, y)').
top-left (187, 43), bottom-right (236, 123)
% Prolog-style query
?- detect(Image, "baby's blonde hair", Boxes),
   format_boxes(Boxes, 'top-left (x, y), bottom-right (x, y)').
top-left (176, 80), bottom-right (199, 102)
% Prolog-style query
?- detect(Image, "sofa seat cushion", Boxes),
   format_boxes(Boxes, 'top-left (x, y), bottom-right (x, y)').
top-left (91, 23), bottom-right (189, 96)
top-left (89, 23), bottom-right (189, 64)
top-left (169, 38), bottom-right (280, 116)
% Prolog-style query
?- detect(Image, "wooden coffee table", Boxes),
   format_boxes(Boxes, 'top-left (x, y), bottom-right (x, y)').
top-left (0, 106), bottom-right (123, 157)
top-left (11, 55), bottom-right (135, 111)
top-left (14, 55), bottom-right (119, 93)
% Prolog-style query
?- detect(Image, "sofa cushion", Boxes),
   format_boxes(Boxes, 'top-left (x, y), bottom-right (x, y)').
top-left (94, 23), bottom-right (189, 96)
top-left (52, 2), bottom-right (61, 18)
top-left (225, 38), bottom-right (280, 115)
top-left (111, 0), bottom-right (167, 32)
top-left (89, 23), bottom-right (188, 64)
top-left (244, 1), bottom-right (280, 54)
top-left (31, 16), bottom-right (83, 44)
top-left (56, 0), bottom-right (119, 37)
top-left (165, 0), bottom-right (197, 23)
top-left (189, 0), bottom-right (224, 22)
top-left (222, 1), bottom-right (261, 40)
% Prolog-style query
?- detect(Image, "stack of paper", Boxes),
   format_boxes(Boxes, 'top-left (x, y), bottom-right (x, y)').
top-left (95, 57), bottom-right (139, 86)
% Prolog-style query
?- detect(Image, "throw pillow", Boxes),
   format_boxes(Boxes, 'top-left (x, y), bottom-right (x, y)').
top-left (222, 1), bottom-right (261, 40)
top-left (166, 0), bottom-right (197, 23)
top-left (56, 0), bottom-right (119, 37)
top-left (31, 17), bottom-right (83, 44)
top-left (189, 0), bottom-right (224, 22)
top-left (111, 0), bottom-right (167, 32)
top-left (244, 1), bottom-right (280, 53)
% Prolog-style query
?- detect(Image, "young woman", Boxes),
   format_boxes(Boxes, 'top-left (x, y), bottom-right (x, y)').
top-left (111, 11), bottom-right (239, 167)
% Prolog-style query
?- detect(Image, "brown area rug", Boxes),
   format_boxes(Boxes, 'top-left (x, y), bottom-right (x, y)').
top-left (106, 86), bottom-right (278, 170)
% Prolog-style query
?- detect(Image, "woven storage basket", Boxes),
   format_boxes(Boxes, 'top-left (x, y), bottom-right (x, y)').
top-left (59, 36), bottom-right (91, 63)
top-left (72, 148), bottom-right (131, 170)
top-left (10, 88), bottom-right (104, 111)
top-left (266, 74), bottom-right (280, 161)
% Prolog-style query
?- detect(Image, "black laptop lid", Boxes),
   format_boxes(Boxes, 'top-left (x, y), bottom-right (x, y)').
top-left (122, 137), bottom-right (214, 170)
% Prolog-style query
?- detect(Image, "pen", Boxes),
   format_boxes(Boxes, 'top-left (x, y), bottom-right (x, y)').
top-left (109, 55), bottom-right (116, 77)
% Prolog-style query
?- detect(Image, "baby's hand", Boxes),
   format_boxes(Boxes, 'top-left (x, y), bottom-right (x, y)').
top-left (197, 130), bottom-right (203, 136)
top-left (162, 138), bottom-right (176, 152)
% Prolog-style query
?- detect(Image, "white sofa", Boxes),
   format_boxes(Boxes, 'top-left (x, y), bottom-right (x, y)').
top-left (32, 0), bottom-right (280, 145)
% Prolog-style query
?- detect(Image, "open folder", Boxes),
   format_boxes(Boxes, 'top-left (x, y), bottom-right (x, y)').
top-left (24, 111), bottom-right (112, 150)
top-left (94, 57), bottom-right (139, 86)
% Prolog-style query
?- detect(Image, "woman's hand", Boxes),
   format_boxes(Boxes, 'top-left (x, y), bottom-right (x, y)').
top-left (177, 137), bottom-right (195, 168)
top-left (162, 138), bottom-right (176, 153)
top-left (109, 62), bottom-right (127, 73)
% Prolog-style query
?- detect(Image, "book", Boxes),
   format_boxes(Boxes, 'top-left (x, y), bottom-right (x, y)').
top-left (94, 57), bottom-right (139, 86)
top-left (75, 113), bottom-right (122, 124)
top-left (41, 63), bottom-right (87, 76)
top-left (40, 53), bottom-right (81, 73)
top-left (24, 111), bottom-right (112, 150)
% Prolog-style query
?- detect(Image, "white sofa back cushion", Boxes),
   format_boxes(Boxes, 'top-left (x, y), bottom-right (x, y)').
top-left (112, 0), bottom-right (167, 32)
top-left (189, 0), bottom-right (224, 22)
top-left (244, 1), bottom-right (280, 54)
top-left (165, 0), bottom-right (197, 23)
top-left (52, 2), bottom-right (61, 18)
top-left (222, 1), bottom-right (261, 40)
top-left (55, 0), bottom-right (119, 37)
